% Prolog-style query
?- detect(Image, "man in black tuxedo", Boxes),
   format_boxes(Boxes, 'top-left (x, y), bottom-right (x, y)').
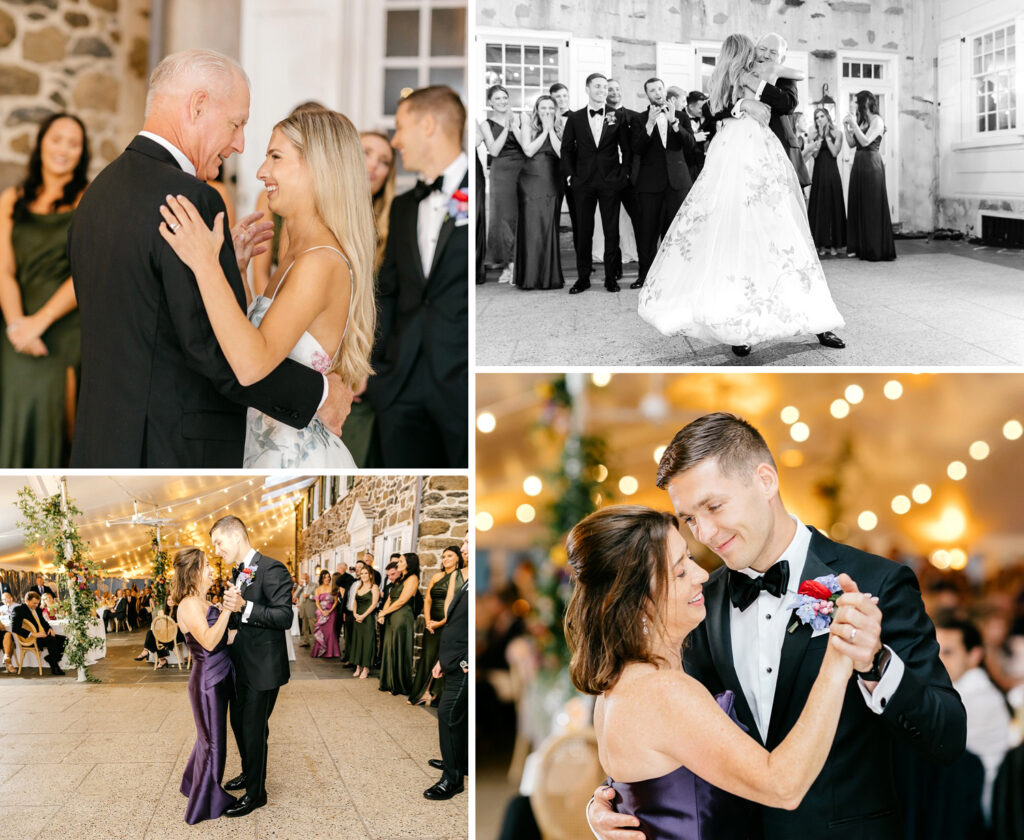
top-left (424, 538), bottom-right (469, 800)
top-left (107, 589), bottom-right (128, 632)
top-left (628, 78), bottom-right (695, 291)
top-left (334, 563), bottom-right (356, 661)
top-left (549, 82), bottom-right (578, 251)
top-left (373, 558), bottom-right (401, 668)
top-left (589, 413), bottom-right (966, 840)
top-left (68, 48), bottom-right (350, 467)
top-left (28, 575), bottom-right (56, 599)
top-left (214, 515), bottom-right (292, 817)
top-left (367, 85), bottom-right (468, 469)
top-left (606, 78), bottom-right (640, 256)
top-left (561, 72), bottom-right (631, 294)
top-left (12, 591), bottom-right (66, 675)
top-left (680, 91), bottom-right (712, 181)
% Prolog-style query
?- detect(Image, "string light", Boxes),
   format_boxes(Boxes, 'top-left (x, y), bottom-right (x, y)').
top-left (477, 412), bottom-right (497, 433)
top-left (523, 476), bottom-right (543, 496)
top-left (969, 441), bottom-right (990, 460)
top-left (1003, 420), bottom-right (1023, 440)
top-left (883, 380), bottom-right (903, 400)
top-left (780, 406), bottom-right (799, 424)
top-left (830, 399), bottom-right (850, 419)
top-left (790, 422), bottom-right (810, 442)
top-left (653, 445), bottom-right (666, 464)
top-left (891, 496), bottom-right (911, 515)
top-left (844, 385), bottom-right (864, 405)
top-left (591, 372), bottom-right (612, 387)
top-left (618, 476), bottom-right (639, 495)
top-left (516, 504), bottom-right (535, 523)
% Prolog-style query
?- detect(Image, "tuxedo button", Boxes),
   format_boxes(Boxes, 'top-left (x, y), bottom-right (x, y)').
top-left (765, 613), bottom-right (771, 620)
top-left (879, 697), bottom-right (887, 709)
top-left (766, 667), bottom-right (773, 674)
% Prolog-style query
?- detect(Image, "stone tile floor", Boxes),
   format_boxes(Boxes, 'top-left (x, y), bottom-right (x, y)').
top-left (476, 238), bottom-right (1024, 367)
top-left (0, 630), bottom-right (467, 839)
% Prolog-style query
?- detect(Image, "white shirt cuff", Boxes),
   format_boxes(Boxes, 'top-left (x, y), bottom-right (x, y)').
top-left (730, 100), bottom-right (745, 119)
top-left (316, 375), bottom-right (329, 412)
top-left (856, 645), bottom-right (904, 713)
top-left (585, 796), bottom-right (601, 839)
top-left (242, 600), bottom-right (254, 624)
top-left (755, 79), bottom-right (767, 99)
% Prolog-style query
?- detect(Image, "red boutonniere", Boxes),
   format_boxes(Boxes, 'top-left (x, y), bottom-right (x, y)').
top-left (446, 189), bottom-right (469, 224)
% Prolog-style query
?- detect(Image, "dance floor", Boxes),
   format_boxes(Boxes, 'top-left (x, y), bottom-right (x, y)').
top-left (0, 630), bottom-right (467, 840)
top-left (476, 238), bottom-right (1024, 367)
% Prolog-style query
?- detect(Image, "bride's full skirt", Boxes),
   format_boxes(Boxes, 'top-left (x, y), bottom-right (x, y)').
top-left (638, 116), bottom-right (844, 346)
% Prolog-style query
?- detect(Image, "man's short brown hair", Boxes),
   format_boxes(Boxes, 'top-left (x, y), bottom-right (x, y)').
top-left (656, 412), bottom-right (776, 488)
top-left (399, 85), bottom-right (466, 140)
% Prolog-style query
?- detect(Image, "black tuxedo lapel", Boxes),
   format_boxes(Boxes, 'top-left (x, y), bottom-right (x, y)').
top-left (766, 542), bottom-right (835, 747)
top-left (704, 571), bottom-right (760, 743)
top-left (402, 195), bottom-right (428, 286)
top-left (428, 171), bottom-right (469, 280)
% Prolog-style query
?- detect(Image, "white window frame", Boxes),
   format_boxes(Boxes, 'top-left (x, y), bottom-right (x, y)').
top-left (968, 19), bottom-right (1020, 138)
top-left (475, 26), bottom-right (571, 117)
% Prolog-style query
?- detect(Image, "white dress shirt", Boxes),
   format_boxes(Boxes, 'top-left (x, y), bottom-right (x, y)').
top-left (646, 108), bottom-right (669, 146)
top-left (238, 547), bottom-right (257, 623)
top-left (139, 130), bottom-right (197, 177)
top-left (588, 107), bottom-right (604, 145)
top-left (417, 152), bottom-right (468, 278)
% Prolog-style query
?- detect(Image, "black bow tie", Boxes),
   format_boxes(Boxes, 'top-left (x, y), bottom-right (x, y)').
top-left (412, 176), bottom-right (444, 201)
top-left (728, 560), bottom-right (790, 611)
top-left (589, 108), bottom-right (604, 117)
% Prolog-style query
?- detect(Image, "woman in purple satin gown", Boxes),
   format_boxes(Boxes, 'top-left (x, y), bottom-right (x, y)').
top-left (172, 548), bottom-right (236, 824)
top-left (311, 569), bottom-right (341, 658)
top-left (565, 506), bottom-right (857, 840)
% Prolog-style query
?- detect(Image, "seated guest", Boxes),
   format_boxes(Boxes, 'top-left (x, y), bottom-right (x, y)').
top-left (12, 591), bottom-right (66, 675)
top-left (107, 589), bottom-right (128, 631)
top-left (1, 591), bottom-right (17, 673)
top-left (133, 604), bottom-right (185, 668)
top-left (937, 615), bottom-right (1019, 824)
top-left (40, 591), bottom-right (59, 621)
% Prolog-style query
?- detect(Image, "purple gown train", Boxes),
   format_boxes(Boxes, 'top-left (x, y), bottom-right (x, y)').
top-left (180, 604), bottom-right (235, 824)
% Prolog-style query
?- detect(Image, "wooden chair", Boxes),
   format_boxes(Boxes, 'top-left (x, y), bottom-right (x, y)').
top-left (530, 729), bottom-right (607, 840)
top-left (13, 633), bottom-right (43, 676)
top-left (151, 614), bottom-right (184, 671)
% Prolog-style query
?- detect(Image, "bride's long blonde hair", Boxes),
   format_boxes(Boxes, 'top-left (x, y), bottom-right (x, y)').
top-left (275, 109), bottom-right (376, 390)
top-left (709, 34), bottom-right (756, 115)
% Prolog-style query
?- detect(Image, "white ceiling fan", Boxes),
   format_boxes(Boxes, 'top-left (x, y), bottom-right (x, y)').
top-left (105, 500), bottom-right (179, 530)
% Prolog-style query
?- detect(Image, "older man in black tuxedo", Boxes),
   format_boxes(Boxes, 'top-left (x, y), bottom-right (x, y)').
top-left (68, 48), bottom-right (350, 467)
top-left (12, 591), bottom-right (66, 675)
top-left (561, 73), bottom-right (631, 294)
top-left (680, 91), bottom-right (713, 180)
top-left (588, 413), bottom-right (966, 840)
top-left (367, 86), bottom-right (468, 469)
top-left (628, 77), bottom-right (695, 291)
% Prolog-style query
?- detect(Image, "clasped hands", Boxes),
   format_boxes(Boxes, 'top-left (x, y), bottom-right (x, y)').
top-left (222, 583), bottom-right (245, 613)
top-left (5, 315), bottom-right (48, 357)
top-left (829, 572), bottom-right (883, 675)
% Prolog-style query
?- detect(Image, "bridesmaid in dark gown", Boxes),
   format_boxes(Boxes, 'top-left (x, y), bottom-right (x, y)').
top-left (513, 95), bottom-right (565, 291)
top-left (408, 546), bottom-right (465, 705)
top-left (350, 564), bottom-right (380, 679)
top-left (566, 507), bottom-right (856, 840)
top-left (378, 552), bottom-right (419, 695)
top-left (806, 107), bottom-right (846, 257)
top-left (480, 85), bottom-right (526, 281)
top-left (843, 90), bottom-right (896, 262)
top-left (172, 548), bottom-right (235, 825)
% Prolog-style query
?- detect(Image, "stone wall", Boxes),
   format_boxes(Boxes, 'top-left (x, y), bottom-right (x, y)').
top-left (478, 0), bottom-right (940, 232)
top-left (0, 0), bottom-right (151, 191)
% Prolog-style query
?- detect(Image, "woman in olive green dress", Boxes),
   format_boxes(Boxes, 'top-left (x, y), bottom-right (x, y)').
top-left (350, 563), bottom-right (380, 678)
top-left (377, 552), bottom-right (420, 695)
top-left (0, 113), bottom-right (90, 467)
top-left (408, 545), bottom-right (465, 705)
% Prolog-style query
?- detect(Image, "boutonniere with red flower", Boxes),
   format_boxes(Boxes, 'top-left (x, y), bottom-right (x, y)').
top-left (786, 574), bottom-right (842, 633)
top-left (446, 188), bottom-right (469, 225)
top-left (240, 567), bottom-right (256, 587)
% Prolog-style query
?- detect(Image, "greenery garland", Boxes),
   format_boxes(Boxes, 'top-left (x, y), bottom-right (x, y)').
top-left (16, 486), bottom-right (103, 680)
top-left (149, 530), bottom-right (169, 614)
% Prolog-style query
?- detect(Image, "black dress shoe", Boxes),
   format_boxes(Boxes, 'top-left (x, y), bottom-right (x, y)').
top-left (423, 777), bottom-right (464, 800)
top-left (428, 758), bottom-right (445, 770)
top-left (629, 279), bottom-right (645, 289)
top-left (569, 280), bottom-right (590, 295)
top-left (817, 331), bottom-right (846, 349)
top-left (224, 773), bottom-right (247, 791)
top-left (224, 793), bottom-right (266, 817)
top-left (604, 280), bottom-right (620, 292)
top-left (731, 345), bottom-right (752, 357)
top-left (50, 664), bottom-right (65, 676)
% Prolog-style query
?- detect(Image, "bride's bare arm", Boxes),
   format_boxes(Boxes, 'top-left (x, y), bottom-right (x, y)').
top-left (159, 194), bottom-right (341, 386)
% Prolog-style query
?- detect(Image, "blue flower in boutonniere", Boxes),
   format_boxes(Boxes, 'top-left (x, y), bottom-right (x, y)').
top-left (445, 188), bottom-right (469, 225)
top-left (785, 574), bottom-right (842, 633)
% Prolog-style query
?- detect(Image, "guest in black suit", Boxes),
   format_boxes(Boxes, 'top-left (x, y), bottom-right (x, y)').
top-left (213, 515), bottom-right (293, 817)
top-left (589, 413), bottom-right (966, 840)
top-left (367, 85), bottom-right (468, 469)
top-left (334, 564), bottom-right (356, 661)
top-left (68, 48), bottom-right (349, 467)
top-left (12, 591), bottom-right (66, 675)
top-left (628, 77), bottom-right (695, 291)
top-left (680, 91), bottom-right (712, 180)
top-left (606, 78), bottom-right (640, 252)
top-left (549, 83), bottom-right (577, 248)
top-left (424, 539), bottom-right (469, 801)
top-left (560, 73), bottom-right (631, 294)
top-left (28, 576), bottom-right (56, 599)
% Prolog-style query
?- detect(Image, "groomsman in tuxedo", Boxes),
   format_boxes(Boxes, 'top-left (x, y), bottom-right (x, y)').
top-left (68, 48), bottom-right (350, 467)
top-left (549, 82), bottom-right (578, 251)
top-left (628, 77), bottom-right (695, 291)
top-left (589, 413), bottom-right (966, 840)
top-left (561, 73), bottom-right (631, 294)
top-left (666, 86), bottom-right (685, 113)
top-left (367, 86), bottom-right (468, 468)
top-left (605, 77), bottom-right (640, 252)
top-left (680, 91), bottom-right (712, 180)
top-left (215, 515), bottom-right (292, 817)
top-left (12, 591), bottom-right (65, 675)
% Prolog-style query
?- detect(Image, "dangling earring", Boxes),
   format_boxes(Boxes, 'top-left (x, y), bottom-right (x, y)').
top-left (642, 615), bottom-right (649, 636)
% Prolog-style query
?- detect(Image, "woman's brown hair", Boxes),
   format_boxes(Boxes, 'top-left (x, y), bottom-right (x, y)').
top-left (360, 130), bottom-right (396, 272)
top-left (564, 505), bottom-right (679, 695)
top-left (169, 548), bottom-right (205, 605)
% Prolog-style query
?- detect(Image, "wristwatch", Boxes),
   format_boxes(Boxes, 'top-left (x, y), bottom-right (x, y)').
top-left (855, 646), bottom-right (892, 682)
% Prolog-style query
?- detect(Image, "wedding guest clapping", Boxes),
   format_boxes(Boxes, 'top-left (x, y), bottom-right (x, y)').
top-left (480, 85), bottom-right (526, 284)
top-left (842, 90), bottom-right (896, 261)
top-left (806, 107), bottom-right (846, 257)
top-left (0, 113), bottom-right (90, 468)
top-left (513, 95), bottom-right (565, 291)
top-left (378, 553), bottom-right (420, 695)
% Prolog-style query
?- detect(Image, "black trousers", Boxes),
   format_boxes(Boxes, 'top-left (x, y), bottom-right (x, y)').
top-left (556, 175), bottom-right (578, 250)
top-left (374, 355), bottom-right (467, 468)
top-left (35, 633), bottom-right (65, 666)
top-left (572, 178), bottom-right (621, 283)
top-left (636, 187), bottom-right (686, 282)
top-left (437, 668), bottom-right (467, 783)
top-left (230, 681), bottom-right (279, 799)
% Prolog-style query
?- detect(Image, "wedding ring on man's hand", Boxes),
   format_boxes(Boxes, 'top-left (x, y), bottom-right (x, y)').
top-left (169, 222), bottom-right (180, 233)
